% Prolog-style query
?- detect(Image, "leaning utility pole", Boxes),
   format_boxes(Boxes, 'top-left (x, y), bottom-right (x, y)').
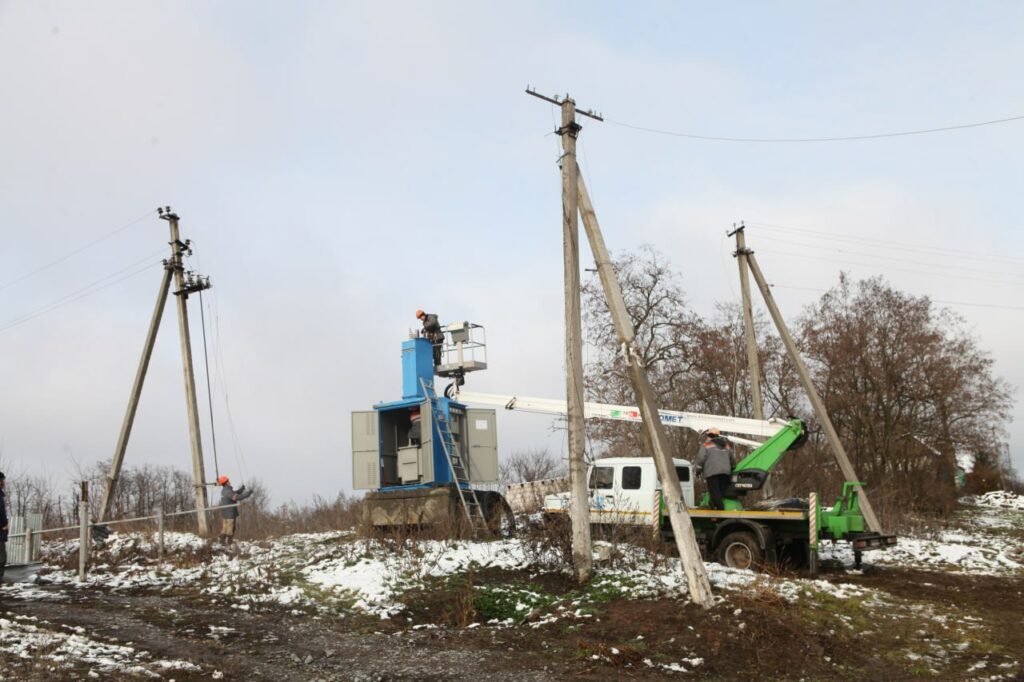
top-left (577, 170), bottom-right (715, 608)
top-left (98, 207), bottom-right (213, 534)
top-left (728, 222), bottom-right (772, 497)
top-left (741, 246), bottom-right (882, 533)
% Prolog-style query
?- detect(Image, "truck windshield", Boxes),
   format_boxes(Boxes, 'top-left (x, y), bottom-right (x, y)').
top-left (675, 466), bottom-right (690, 482)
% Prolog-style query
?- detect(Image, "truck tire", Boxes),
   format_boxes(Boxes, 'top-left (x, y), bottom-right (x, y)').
top-left (717, 531), bottom-right (764, 570)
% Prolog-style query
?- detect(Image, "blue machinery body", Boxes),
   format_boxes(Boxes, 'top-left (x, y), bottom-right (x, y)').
top-left (351, 336), bottom-right (499, 493)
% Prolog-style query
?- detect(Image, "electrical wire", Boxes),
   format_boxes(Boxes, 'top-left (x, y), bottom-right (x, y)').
top-left (746, 221), bottom-right (1024, 266)
top-left (0, 209), bottom-right (156, 293)
top-left (755, 246), bottom-right (1024, 288)
top-left (0, 250), bottom-right (166, 334)
top-left (752, 234), bottom-right (1024, 280)
top-left (198, 289), bottom-right (220, 480)
top-left (768, 283), bottom-right (1024, 311)
top-left (605, 113), bottom-right (1024, 143)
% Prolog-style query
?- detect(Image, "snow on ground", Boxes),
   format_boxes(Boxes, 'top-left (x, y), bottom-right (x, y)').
top-left (0, 613), bottom-right (200, 678)
top-left (820, 496), bottom-right (1024, 575)
top-left (965, 490), bottom-right (1024, 511)
top-left (5, 493), bottom-right (1020, 676)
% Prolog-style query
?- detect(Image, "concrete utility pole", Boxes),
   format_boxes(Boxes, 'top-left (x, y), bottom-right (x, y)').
top-left (99, 265), bottom-right (173, 523)
top-left (164, 209), bottom-right (211, 535)
top-left (728, 223), bottom-right (772, 498)
top-left (577, 171), bottom-right (715, 608)
top-left (730, 224), bottom-right (765, 422)
top-left (98, 207), bottom-right (213, 535)
top-left (742, 248), bottom-right (882, 533)
top-left (558, 94), bottom-right (593, 583)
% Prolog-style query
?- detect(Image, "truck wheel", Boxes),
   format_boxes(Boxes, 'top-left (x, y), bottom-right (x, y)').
top-left (717, 532), bottom-right (764, 570)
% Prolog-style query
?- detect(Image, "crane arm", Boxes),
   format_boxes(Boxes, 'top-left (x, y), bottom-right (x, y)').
top-left (453, 390), bottom-right (787, 446)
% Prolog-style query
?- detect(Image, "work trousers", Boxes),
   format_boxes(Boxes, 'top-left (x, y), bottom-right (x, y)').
top-left (705, 474), bottom-right (731, 510)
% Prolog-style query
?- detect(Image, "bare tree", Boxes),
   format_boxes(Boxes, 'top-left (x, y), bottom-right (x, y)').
top-left (797, 274), bottom-right (1013, 513)
top-left (500, 448), bottom-right (565, 485)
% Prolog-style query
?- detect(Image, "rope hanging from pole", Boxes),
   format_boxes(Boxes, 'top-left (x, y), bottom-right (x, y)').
top-left (198, 289), bottom-right (220, 479)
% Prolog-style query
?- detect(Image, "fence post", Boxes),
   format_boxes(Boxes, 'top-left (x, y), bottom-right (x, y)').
top-left (157, 505), bottom-right (165, 565)
top-left (78, 481), bottom-right (89, 582)
top-left (25, 527), bottom-right (34, 563)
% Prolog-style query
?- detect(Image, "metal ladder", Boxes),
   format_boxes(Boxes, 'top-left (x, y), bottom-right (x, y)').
top-left (420, 378), bottom-right (489, 536)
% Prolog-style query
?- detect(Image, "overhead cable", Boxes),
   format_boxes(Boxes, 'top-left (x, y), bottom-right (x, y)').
top-left (0, 250), bottom-right (165, 334)
top-left (0, 209), bottom-right (156, 293)
top-left (769, 283), bottom-right (1024, 312)
top-left (606, 113), bottom-right (1024, 143)
top-left (753, 234), bottom-right (1024, 280)
top-left (747, 221), bottom-right (1024, 265)
top-left (756, 246), bottom-right (1024, 288)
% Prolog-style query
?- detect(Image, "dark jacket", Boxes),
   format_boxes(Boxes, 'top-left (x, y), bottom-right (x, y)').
top-left (219, 484), bottom-right (253, 519)
top-left (0, 488), bottom-right (7, 542)
top-left (695, 438), bottom-right (733, 478)
top-left (421, 314), bottom-right (443, 342)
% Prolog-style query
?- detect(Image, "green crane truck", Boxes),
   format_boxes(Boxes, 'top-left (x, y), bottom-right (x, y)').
top-left (543, 419), bottom-right (897, 573)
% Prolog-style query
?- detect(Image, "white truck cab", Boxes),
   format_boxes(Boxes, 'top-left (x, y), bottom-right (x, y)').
top-left (542, 457), bottom-right (694, 526)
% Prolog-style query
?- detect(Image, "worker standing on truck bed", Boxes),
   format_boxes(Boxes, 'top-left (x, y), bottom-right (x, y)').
top-left (416, 309), bottom-right (444, 366)
top-left (695, 428), bottom-right (733, 510)
top-left (217, 475), bottom-right (254, 546)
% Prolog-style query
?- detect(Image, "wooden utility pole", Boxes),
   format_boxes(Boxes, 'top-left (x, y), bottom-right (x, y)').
top-left (743, 249), bottom-right (882, 533)
top-left (577, 171), bottom-right (715, 608)
top-left (728, 222), bottom-right (772, 497)
top-left (558, 94), bottom-right (592, 583)
top-left (165, 209), bottom-right (211, 535)
top-left (98, 207), bottom-right (213, 535)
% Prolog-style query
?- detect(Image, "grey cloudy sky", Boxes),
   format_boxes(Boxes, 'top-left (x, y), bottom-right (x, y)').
top-left (1, 2), bottom-right (1022, 504)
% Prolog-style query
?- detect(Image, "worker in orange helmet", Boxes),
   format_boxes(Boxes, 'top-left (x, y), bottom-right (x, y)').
top-left (216, 475), bottom-right (253, 546)
top-left (416, 309), bottom-right (444, 366)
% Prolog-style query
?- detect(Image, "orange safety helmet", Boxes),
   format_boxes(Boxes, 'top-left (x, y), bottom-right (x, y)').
top-left (415, 309), bottom-right (425, 319)
top-left (217, 475), bottom-right (229, 485)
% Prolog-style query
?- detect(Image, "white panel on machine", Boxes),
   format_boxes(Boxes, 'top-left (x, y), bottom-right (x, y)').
top-left (351, 411), bottom-right (380, 489)
top-left (466, 408), bottom-right (498, 483)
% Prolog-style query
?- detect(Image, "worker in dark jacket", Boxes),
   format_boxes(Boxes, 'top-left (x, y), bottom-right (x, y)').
top-left (416, 309), bottom-right (444, 366)
top-left (695, 428), bottom-right (733, 511)
top-left (217, 475), bottom-right (253, 546)
top-left (0, 472), bottom-right (7, 582)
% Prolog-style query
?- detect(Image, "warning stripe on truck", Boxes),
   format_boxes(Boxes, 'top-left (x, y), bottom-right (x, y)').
top-left (688, 509), bottom-right (807, 521)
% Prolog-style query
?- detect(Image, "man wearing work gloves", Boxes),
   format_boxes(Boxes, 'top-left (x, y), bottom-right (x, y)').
top-left (217, 475), bottom-right (254, 546)
top-left (695, 428), bottom-right (733, 511)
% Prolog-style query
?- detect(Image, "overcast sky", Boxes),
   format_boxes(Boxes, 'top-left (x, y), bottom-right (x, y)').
top-left (1, 2), bottom-right (1022, 505)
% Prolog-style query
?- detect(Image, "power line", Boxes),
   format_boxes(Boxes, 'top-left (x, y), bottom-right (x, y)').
top-left (753, 234), bottom-right (1024, 280)
top-left (0, 209), bottom-right (157, 294)
top-left (747, 221), bottom-right (1024, 266)
top-left (756, 246), bottom-right (1024, 288)
top-left (0, 250), bottom-right (165, 334)
top-left (769, 283), bottom-right (1024, 311)
top-left (606, 113), bottom-right (1024, 143)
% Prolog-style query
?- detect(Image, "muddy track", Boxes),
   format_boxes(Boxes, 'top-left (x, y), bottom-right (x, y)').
top-left (3, 585), bottom-right (561, 681)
